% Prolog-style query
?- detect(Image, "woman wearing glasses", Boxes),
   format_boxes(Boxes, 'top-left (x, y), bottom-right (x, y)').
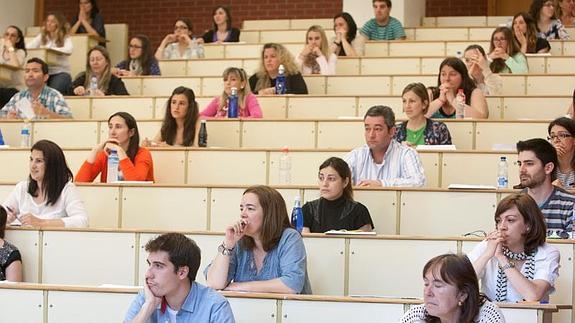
top-left (548, 117), bottom-right (575, 189)
top-left (301, 157), bottom-right (373, 233)
top-left (530, 0), bottom-right (571, 40)
top-left (114, 35), bottom-right (160, 76)
top-left (487, 27), bottom-right (528, 74)
top-left (155, 18), bottom-right (201, 60)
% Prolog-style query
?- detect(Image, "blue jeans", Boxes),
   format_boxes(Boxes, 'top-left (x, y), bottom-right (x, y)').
top-left (48, 72), bottom-right (72, 95)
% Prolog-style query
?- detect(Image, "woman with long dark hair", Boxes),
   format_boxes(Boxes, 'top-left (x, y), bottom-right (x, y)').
top-left (70, 0), bottom-right (106, 43)
top-left (144, 86), bottom-right (200, 146)
top-left (488, 27), bottom-right (528, 74)
top-left (76, 112), bottom-right (154, 182)
top-left (400, 254), bottom-right (505, 323)
top-left (426, 57), bottom-right (488, 119)
top-left (0, 207), bottom-right (22, 281)
top-left (114, 35), bottom-right (160, 76)
top-left (301, 157), bottom-right (373, 233)
top-left (530, 0), bottom-right (571, 40)
top-left (201, 6), bottom-right (240, 43)
top-left (3, 140), bottom-right (88, 227)
top-left (512, 12), bottom-right (551, 54)
top-left (331, 12), bottom-right (363, 57)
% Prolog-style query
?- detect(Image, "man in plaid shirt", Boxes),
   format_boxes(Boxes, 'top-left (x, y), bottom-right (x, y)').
top-left (2, 57), bottom-right (71, 119)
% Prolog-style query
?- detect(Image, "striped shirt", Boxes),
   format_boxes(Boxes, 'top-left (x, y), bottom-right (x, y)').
top-left (359, 17), bottom-right (406, 41)
top-left (536, 187), bottom-right (575, 236)
top-left (2, 85), bottom-right (71, 118)
top-left (556, 170), bottom-right (575, 188)
top-left (344, 141), bottom-right (426, 187)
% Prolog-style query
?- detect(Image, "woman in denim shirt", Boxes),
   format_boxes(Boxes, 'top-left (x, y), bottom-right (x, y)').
top-left (205, 185), bottom-right (312, 294)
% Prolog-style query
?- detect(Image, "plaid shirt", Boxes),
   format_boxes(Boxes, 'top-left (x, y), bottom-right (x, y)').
top-left (2, 85), bottom-right (71, 118)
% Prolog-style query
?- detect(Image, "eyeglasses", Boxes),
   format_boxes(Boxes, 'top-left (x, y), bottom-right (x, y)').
top-left (548, 133), bottom-right (573, 141)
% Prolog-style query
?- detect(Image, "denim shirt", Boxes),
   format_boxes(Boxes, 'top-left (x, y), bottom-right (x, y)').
top-left (124, 281), bottom-right (235, 323)
top-left (205, 228), bottom-right (312, 294)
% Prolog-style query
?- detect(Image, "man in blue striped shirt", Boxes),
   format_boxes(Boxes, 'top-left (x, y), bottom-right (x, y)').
top-left (517, 138), bottom-right (575, 238)
top-left (345, 105), bottom-right (425, 187)
top-left (359, 0), bottom-right (406, 41)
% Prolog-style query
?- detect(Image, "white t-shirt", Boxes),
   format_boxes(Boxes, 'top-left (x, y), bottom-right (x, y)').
top-left (27, 34), bottom-right (73, 75)
top-left (2, 181), bottom-right (89, 228)
top-left (467, 240), bottom-right (560, 302)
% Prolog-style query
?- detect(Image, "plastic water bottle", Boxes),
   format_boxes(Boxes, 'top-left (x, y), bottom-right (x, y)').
top-left (106, 149), bottom-right (120, 183)
top-left (497, 156), bottom-right (508, 189)
top-left (20, 121), bottom-right (31, 147)
top-left (196, 41), bottom-right (205, 58)
top-left (455, 89), bottom-right (465, 119)
top-left (0, 128), bottom-right (5, 146)
top-left (198, 119), bottom-right (207, 147)
top-left (278, 146), bottom-right (291, 184)
top-left (88, 75), bottom-right (98, 96)
top-left (228, 87), bottom-right (238, 118)
top-left (275, 64), bottom-right (286, 95)
top-left (291, 196), bottom-right (303, 233)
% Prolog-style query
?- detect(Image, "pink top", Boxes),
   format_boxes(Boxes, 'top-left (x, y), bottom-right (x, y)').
top-left (200, 92), bottom-right (263, 118)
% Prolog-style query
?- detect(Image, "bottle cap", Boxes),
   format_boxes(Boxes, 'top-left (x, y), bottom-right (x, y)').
top-left (278, 64), bottom-right (285, 73)
top-left (500, 156), bottom-right (506, 161)
top-left (201, 119), bottom-right (206, 124)
top-left (294, 196), bottom-right (301, 202)
top-left (281, 146), bottom-right (289, 153)
top-left (231, 87), bottom-right (237, 95)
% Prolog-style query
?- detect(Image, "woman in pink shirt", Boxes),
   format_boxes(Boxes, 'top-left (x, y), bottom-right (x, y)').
top-left (201, 67), bottom-right (262, 118)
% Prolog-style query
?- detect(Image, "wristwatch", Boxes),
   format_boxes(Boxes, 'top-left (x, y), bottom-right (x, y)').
top-left (499, 261), bottom-right (515, 271)
top-left (218, 241), bottom-right (234, 256)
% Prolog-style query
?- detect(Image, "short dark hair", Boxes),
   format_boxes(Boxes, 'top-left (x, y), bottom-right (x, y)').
top-left (176, 17), bottom-right (193, 34)
top-left (516, 138), bottom-right (558, 181)
top-left (27, 57), bottom-right (49, 75)
top-left (495, 193), bottom-right (547, 253)
top-left (373, 0), bottom-right (392, 7)
top-left (319, 157), bottom-right (353, 200)
top-left (364, 105), bottom-right (395, 129)
top-left (0, 206), bottom-right (7, 239)
top-left (423, 254), bottom-right (483, 323)
top-left (145, 232), bottom-right (201, 282)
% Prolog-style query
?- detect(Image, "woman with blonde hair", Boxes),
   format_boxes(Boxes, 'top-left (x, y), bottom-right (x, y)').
top-left (555, 0), bottom-right (574, 26)
top-left (201, 67), bottom-right (262, 118)
top-left (296, 25), bottom-right (337, 75)
top-left (72, 45), bottom-right (128, 96)
top-left (248, 43), bottom-right (308, 95)
top-left (27, 12), bottom-right (73, 94)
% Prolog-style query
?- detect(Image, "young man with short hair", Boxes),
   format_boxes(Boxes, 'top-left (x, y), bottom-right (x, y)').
top-left (124, 232), bottom-right (235, 322)
top-left (517, 138), bottom-right (575, 237)
top-left (359, 0), bottom-right (406, 41)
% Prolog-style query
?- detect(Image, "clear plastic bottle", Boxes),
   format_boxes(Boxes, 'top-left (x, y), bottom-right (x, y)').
top-left (0, 127), bottom-right (5, 146)
top-left (20, 120), bottom-right (31, 147)
top-left (198, 119), bottom-right (208, 147)
top-left (228, 87), bottom-right (238, 118)
top-left (275, 64), bottom-right (286, 95)
top-left (88, 75), bottom-right (98, 96)
top-left (196, 41), bottom-right (205, 58)
top-left (278, 146), bottom-right (291, 184)
top-left (497, 156), bottom-right (508, 189)
top-left (455, 89), bottom-right (465, 119)
top-left (291, 196), bottom-right (303, 233)
top-left (106, 149), bottom-right (120, 183)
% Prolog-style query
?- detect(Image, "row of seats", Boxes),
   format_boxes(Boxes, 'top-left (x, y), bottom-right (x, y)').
top-left (158, 55), bottom-right (575, 76)
top-left (0, 119), bottom-right (549, 151)
top-left (0, 282), bottom-right (560, 323)
top-left (117, 74), bottom-right (575, 96)
top-left (4, 229), bottom-right (572, 306)
top-left (239, 26), bottom-right (575, 43)
top-left (0, 183), bottom-right (509, 235)
top-left (61, 94), bottom-right (575, 120)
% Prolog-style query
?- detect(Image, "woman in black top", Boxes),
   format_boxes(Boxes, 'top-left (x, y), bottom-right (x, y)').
top-left (0, 206), bottom-right (22, 281)
top-left (301, 157), bottom-right (373, 233)
top-left (248, 43), bottom-right (308, 95)
top-left (70, 0), bottom-right (106, 46)
top-left (201, 6), bottom-right (240, 43)
top-left (72, 45), bottom-right (129, 96)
